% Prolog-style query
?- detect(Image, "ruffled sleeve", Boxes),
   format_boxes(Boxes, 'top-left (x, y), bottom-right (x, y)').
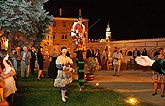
top-left (56, 56), bottom-right (63, 70)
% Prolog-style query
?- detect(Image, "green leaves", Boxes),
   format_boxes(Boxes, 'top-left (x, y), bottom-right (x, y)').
top-left (0, 0), bottom-right (53, 47)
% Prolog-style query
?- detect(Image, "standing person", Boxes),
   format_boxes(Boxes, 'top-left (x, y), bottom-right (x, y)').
top-left (30, 46), bottom-right (36, 75)
top-left (94, 49), bottom-right (101, 70)
top-left (135, 48), bottom-right (165, 97)
top-left (101, 46), bottom-right (108, 70)
top-left (71, 16), bottom-right (86, 91)
top-left (141, 48), bottom-right (148, 71)
top-left (48, 48), bottom-right (58, 79)
top-left (112, 47), bottom-right (123, 76)
top-left (0, 49), bottom-right (17, 105)
top-left (71, 16), bottom-right (86, 52)
top-left (54, 47), bottom-right (73, 102)
top-left (86, 46), bottom-right (94, 59)
top-left (141, 48), bottom-right (147, 56)
top-left (36, 47), bottom-right (44, 80)
top-left (20, 46), bottom-right (31, 78)
top-left (11, 48), bottom-right (18, 79)
top-left (133, 48), bottom-right (141, 61)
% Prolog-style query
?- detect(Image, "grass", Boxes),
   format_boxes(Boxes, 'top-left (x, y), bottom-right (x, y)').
top-left (12, 73), bottom-right (159, 106)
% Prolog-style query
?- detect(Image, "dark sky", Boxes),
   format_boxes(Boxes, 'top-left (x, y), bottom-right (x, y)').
top-left (44, 0), bottom-right (165, 40)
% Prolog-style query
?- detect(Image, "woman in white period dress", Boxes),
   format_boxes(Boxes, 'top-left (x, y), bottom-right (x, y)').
top-left (0, 49), bottom-right (17, 104)
top-left (54, 47), bottom-right (74, 102)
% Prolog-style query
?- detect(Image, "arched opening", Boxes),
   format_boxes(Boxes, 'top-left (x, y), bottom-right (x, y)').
top-left (127, 51), bottom-right (132, 56)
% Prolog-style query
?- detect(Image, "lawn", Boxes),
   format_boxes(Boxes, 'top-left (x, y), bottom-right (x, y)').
top-left (13, 75), bottom-right (158, 106)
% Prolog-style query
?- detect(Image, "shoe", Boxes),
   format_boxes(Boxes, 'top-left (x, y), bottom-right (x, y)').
top-left (62, 97), bottom-right (66, 102)
top-left (65, 96), bottom-right (68, 98)
top-left (37, 78), bottom-right (41, 81)
top-left (152, 92), bottom-right (157, 96)
top-left (161, 95), bottom-right (164, 97)
top-left (112, 74), bottom-right (116, 76)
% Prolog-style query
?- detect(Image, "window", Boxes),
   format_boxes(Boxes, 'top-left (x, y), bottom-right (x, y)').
top-left (61, 35), bottom-right (67, 39)
top-left (62, 35), bottom-right (65, 39)
top-left (65, 35), bottom-right (67, 39)
top-left (53, 35), bottom-right (55, 39)
top-left (53, 32), bottom-right (56, 39)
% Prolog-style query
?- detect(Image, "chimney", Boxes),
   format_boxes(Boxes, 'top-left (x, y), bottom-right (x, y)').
top-left (59, 8), bottom-right (62, 16)
top-left (79, 9), bottom-right (81, 16)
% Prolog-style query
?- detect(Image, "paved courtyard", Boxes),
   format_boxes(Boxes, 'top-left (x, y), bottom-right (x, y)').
top-left (87, 69), bottom-right (165, 106)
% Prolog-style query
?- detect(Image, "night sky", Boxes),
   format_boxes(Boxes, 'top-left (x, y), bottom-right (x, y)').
top-left (44, 0), bottom-right (165, 40)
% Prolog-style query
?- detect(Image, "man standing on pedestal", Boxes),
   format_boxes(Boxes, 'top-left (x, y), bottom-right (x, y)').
top-left (71, 16), bottom-right (86, 91)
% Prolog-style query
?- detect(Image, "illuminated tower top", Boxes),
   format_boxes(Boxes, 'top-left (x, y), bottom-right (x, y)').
top-left (106, 21), bottom-right (111, 41)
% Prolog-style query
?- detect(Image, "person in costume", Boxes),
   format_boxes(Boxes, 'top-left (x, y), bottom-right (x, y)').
top-left (135, 48), bottom-right (165, 97)
top-left (55, 47), bottom-right (74, 102)
top-left (0, 49), bottom-right (17, 105)
top-left (71, 16), bottom-right (86, 91)
top-left (71, 16), bottom-right (86, 51)
top-left (112, 47), bottom-right (123, 76)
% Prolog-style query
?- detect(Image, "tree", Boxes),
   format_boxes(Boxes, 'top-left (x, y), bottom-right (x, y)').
top-left (0, 0), bottom-right (53, 54)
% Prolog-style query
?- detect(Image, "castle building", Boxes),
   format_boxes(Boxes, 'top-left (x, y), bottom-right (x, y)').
top-left (40, 17), bottom-right (89, 56)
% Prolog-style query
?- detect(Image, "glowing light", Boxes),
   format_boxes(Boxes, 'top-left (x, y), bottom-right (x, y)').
top-left (125, 97), bottom-right (139, 105)
top-left (45, 51), bottom-right (49, 54)
top-left (96, 83), bottom-right (99, 86)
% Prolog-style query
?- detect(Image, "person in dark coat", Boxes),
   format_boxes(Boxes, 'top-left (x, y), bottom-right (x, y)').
top-left (37, 47), bottom-right (44, 80)
top-left (48, 56), bottom-right (58, 78)
top-left (141, 48), bottom-right (148, 56)
top-left (86, 46), bottom-right (94, 59)
top-left (48, 49), bottom-right (58, 78)
top-left (30, 46), bottom-right (36, 75)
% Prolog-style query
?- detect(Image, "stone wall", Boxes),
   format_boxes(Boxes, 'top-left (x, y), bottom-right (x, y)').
top-left (87, 38), bottom-right (165, 70)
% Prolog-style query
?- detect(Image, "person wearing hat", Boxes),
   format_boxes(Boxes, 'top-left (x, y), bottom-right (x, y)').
top-left (71, 16), bottom-right (86, 91)
top-left (54, 47), bottom-right (74, 102)
top-left (71, 16), bottom-right (86, 51)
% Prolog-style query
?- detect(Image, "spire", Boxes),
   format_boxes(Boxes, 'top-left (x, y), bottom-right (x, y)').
top-left (106, 21), bottom-right (110, 32)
